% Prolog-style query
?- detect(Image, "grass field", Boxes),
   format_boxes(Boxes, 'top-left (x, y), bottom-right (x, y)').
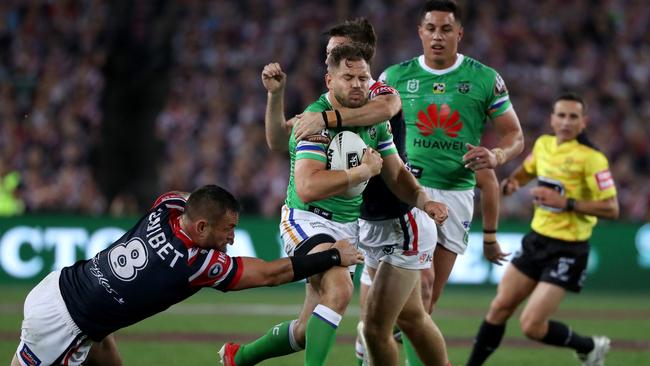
top-left (1, 283), bottom-right (649, 365)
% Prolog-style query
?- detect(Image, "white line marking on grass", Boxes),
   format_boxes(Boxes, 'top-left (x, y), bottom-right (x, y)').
top-left (167, 303), bottom-right (362, 316)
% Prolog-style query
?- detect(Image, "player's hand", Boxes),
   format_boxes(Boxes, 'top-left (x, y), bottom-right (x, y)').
top-left (261, 63), bottom-right (286, 94)
top-left (483, 240), bottom-right (510, 265)
top-left (530, 186), bottom-right (564, 209)
top-left (500, 177), bottom-right (520, 196)
top-left (332, 239), bottom-right (364, 266)
top-left (423, 201), bottom-right (448, 225)
top-left (463, 143), bottom-right (497, 171)
top-left (288, 112), bottom-right (326, 141)
top-left (362, 148), bottom-right (383, 177)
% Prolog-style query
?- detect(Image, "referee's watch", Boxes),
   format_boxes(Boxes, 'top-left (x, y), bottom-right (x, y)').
top-left (565, 198), bottom-right (576, 211)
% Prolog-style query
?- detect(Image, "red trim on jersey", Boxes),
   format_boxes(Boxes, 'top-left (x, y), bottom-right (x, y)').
top-left (151, 191), bottom-right (185, 209)
top-left (407, 211), bottom-right (419, 252)
top-left (595, 169), bottom-right (614, 190)
top-left (369, 80), bottom-right (399, 99)
top-left (226, 257), bottom-right (244, 290)
top-left (170, 213), bottom-right (194, 249)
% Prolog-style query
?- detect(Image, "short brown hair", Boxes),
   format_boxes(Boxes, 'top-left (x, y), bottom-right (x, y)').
top-left (326, 43), bottom-right (373, 71)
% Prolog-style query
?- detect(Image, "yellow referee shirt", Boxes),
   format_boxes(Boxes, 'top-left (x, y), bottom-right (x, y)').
top-left (523, 135), bottom-right (617, 242)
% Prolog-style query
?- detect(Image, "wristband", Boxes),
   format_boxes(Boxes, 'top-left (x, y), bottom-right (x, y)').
top-left (483, 240), bottom-right (497, 245)
top-left (491, 148), bottom-right (506, 165)
top-left (322, 110), bottom-right (341, 128)
top-left (334, 109), bottom-right (342, 128)
top-left (290, 249), bottom-right (341, 282)
top-left (566, 198), bottom-right (576, 212)
top-left (482, 229), bottom-right (497, 234)
top-left (483, 232), bottom-right (497, 243)
top-left (321, 111), bottom-right (328, 129)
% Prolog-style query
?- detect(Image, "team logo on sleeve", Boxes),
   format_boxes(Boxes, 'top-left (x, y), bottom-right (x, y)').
top-left (368, 126), bottom-right (377, 139)
top-left (494, 74), bottom-right (508, 95)
top-left (595, 169), bottom-right (614, 190)
top-left (407, 79), bottom-right (419, 92)
top-left (457, 81), bottom-right (471, 94)
top-left (433, 83), bottom-right (446, 94)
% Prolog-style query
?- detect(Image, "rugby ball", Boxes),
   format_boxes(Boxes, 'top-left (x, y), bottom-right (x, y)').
top-left (327, 131), bottom-right (368, 198)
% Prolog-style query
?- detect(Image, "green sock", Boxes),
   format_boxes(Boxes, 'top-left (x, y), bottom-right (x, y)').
top-left (305, 305), bottom-right (342, 366)
top-left (234, 320), bottom-right (299, 365)
top-left (403, 334), bottom-right (424, 366)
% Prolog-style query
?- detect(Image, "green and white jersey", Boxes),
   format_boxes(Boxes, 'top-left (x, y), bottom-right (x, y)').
top-left (285, 93), bottom-right (398, 223)
top-left (380, 54), bottom-right (512, 190)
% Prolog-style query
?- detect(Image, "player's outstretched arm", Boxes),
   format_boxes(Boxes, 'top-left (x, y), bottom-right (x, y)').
top-left (294, 148), bottom-right (382, 203)
top-left (476, 169), bottom-right (510, 265)
top-left (261, 62), bottom-right (291, 151)
top-left (229, 240), bottom-right (364, 290)
top-left (290, 93), bottom-right (401, 141)
top-left (379, 154), bottom-right (448, 224)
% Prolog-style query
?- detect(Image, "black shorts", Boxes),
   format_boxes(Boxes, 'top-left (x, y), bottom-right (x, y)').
top-left (511, 231), bottom-right (590, 293)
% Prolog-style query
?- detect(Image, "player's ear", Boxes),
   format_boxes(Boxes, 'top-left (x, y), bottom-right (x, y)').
top-left (196, 219), bottom-right (208, 235)
top-left (325, 73), bottom-right (332, 89)
top-left (457, 25), bottom-right (464, 41)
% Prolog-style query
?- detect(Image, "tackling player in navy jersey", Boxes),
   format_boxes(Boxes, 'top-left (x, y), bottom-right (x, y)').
top-left (11, 185), bottom-right (363, 366)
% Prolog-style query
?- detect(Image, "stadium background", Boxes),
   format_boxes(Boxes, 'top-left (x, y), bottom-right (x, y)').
top-left (0, 0), bottom-right (648, 365)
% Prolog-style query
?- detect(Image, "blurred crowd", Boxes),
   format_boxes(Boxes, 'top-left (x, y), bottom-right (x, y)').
top-left (0, 0), bottom-right (648, 221)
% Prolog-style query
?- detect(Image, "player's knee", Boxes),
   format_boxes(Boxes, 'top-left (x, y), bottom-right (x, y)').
top-left (486, 297), bottom-right (516, 323)
top-left (321, 268), bottom-right (354, 312)
top-left (419, 268), bottom-right (435, 311)
top-left (519, 314), bottom-right (545, 340)
top-left (363, 320), bottom-right (388, 345)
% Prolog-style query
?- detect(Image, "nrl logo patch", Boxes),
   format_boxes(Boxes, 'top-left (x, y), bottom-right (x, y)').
top-left (406, 79), bottom-right (419, 93)
top-left (347, 152), bottom-right (360, 168)
top-left (457, 81), bottom-right (470, 94)
top-left (433, 82), bottom-right (446, 94)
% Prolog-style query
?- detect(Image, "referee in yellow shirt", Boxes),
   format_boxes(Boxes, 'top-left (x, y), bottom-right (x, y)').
top-left (467, 93), bottom-right (619, 366)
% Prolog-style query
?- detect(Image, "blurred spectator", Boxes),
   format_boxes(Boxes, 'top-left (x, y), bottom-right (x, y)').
top-left (1, 0), bottom-right (648, 220)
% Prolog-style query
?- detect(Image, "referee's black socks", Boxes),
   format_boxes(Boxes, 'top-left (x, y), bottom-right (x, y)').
top-left (541, 320), bottom-right (594, 354)
top-left (466, 320), bottom-right (506, 366)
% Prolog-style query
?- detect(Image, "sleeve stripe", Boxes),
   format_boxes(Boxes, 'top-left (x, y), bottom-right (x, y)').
top-left (489, 95), bottom-right (510, 109)
top-left (225, 257), bottom-right (244, 290)
top-left (189, 251), bottom-right (214, 282)
top-left (296, 145), bottom-right (325, 152)
top-left (378, 142), bottom-right (395, 151)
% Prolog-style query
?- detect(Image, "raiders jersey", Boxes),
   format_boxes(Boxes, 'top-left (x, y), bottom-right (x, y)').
top-left (59, 192), bottom-right (242, 341)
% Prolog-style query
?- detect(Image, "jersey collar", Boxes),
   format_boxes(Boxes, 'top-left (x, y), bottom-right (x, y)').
top-left (418, 53), bottom-right (464, 75)
top-left (171, 213), bottom-right (194, 248)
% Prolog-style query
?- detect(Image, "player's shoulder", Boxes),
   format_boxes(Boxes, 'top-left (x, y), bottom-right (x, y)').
top-left (151, 191), bottom-right (187, 210)
top-left (381, 57), bottom-right (419, 79)
top-left (576, 142), bottom-right (609, 164)
top-left (305, 93), bottom-right (332, 113)
top-left (461, 55), bottom-right (499, 75)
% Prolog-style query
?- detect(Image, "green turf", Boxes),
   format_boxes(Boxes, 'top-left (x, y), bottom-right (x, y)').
top-left (2, 284), bottom-right (649, 365)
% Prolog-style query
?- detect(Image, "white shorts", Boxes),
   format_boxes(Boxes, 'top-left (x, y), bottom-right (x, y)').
top-left (358, 207), bottom-right (437, 270)
top-left (423, 187), bottom-right (474, 255)
top-left (359, 265), bottom-right (372, 286)
top-left (15, 271), bottom-right (92, 366)
top-left (280, 205), bottom-right (359, 271)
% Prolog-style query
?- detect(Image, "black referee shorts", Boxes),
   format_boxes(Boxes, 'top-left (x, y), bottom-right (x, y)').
top-left (511, 231), bottom-right (590, 293)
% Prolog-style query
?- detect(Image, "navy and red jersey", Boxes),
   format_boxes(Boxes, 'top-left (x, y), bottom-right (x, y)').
top-left (59, 192), bottom-right (243, 341)
top-left (360, 81), bottom-right (411, 221)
